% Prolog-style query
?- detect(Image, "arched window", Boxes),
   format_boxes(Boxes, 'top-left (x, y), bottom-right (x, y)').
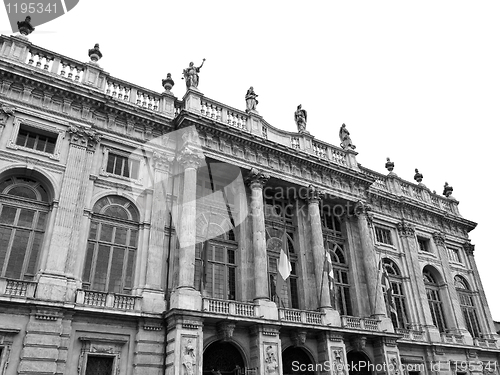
top-left (83, 196), bottom-right (139, 294)
top-left (194, 213), bottom-right (237, 300)
top-left (455, 275), bottom-right (481, 338)
top-left (325, 240), bottom-right (352, 316)
top-left (423, 268), bottom-right (447, 332)
top-left (0, 177), bottom-right (50, 280)
top-left (382, 258), bottom-right (409, 328)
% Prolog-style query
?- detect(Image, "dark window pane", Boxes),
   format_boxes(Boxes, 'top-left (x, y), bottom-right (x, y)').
top-left (16, 131), bottom-right (27, 146)
top-left (99, 224), bottom-right (113, 242)
top-left (45, 139), bottom-right (56, 154)
top-left (88, 222), bottom-right (98, 240)
top-left (228, 267), bottom-right (236, 300)
top-left (8, 186), bottom-right (37, 200)
top-left (0, 206), bottom-right (17, 224)
top-left (106, 154), bottom-right (116, 174)
top-left (0, 227), bottom-right (13, 273)
top-left (114, 156), bottom-right (124, 176)
top-left (18, 209), bottom-right (35, 228)
top-left (83, 242), bottom-right (95, 283)
top-left (25, 134), bottom-right (36, 149)
top-left (26, 232), bottom-right (43, 275)
top-left (109, 247), bottom-right (125, 293)
top-left (123, 158), bottom-right (130, 178)
top-left (114, 227), bottom-right (128, 245)
top-left (129, 230), bottom-right (138, 247)
top-left (85, 355), bottom-right (114, 375)
top-left (94, 245), bottom-right (111, 291)
top-left (125, 250), bottom-right (135, 289)
top-left (36, 212), bottom-right (47, 230)
top-left (5, 229), bottom-right (30, 279)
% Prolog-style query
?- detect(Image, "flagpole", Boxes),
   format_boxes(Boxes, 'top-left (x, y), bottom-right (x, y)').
top-left (319, 250), bottom-right (326, 310)
top-left (373, 249), bottom-right (383, 316)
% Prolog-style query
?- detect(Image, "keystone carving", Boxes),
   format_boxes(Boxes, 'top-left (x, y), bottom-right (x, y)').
top-left (291, 330), bottom-right (307, 347)
top-left (351, 336), bottom-right (366, 352)
top-left (216, 321), bottom-right (236, 342)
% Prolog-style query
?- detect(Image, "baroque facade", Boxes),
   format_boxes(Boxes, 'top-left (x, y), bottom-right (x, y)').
top-left (0, 34), bottom-right (499, 375)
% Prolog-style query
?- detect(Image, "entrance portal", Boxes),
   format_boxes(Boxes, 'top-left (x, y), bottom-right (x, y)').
top-left (282, 346), bottom-right (314, 375)
top-left (203, 341), bottom-right (245, 375)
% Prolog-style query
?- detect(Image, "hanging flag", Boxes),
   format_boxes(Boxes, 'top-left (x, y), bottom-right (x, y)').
top-left (275, 230), bottom-right (292, 307)
top-left (381, 262), bottom-right (398, 322)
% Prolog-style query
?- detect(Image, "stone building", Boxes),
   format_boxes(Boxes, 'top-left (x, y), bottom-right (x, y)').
top-left (0, 34), bottom-right (499, 375)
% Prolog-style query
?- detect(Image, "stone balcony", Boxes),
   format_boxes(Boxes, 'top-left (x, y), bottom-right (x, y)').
top-left (202, 297), bottom-right (258, 317)
top-left (340, 316), bottom-right (380, 331)
top-left (75, 289), bottom-right (142, 311)
top-left (0, 278), bottom-right (36, 298)
top-left (395, 327), bottom-right (426, 342)
top-left (279, 308), bottom-right (324, 325)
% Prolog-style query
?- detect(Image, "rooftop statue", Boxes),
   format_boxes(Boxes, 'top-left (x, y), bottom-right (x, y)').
top-left (245, 87), bottom-right (258, 113)
top-left (294, 104), bottom-right (307, 133)
top-left (339, 123), bottom-right (356, 150)
top-left (443, 182), bottom-right (453, 198)
top-left (17, 16), bottom-right (35, 36)
top-left (182, 59), bottom-right (205, 89)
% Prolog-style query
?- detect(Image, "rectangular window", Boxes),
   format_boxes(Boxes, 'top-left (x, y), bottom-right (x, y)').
top-left (448, 247), bottom-right (461, 263)
top-left (417, 237), bottom-right (430, 252)
top-left (375, 227), bottom-right (393, 245)
top-left (106, 153), bottom-right (140, 179)
top-left (15, 125), bottom-right (57, 154)
top-left (85, 355), bottom-right (114, 375)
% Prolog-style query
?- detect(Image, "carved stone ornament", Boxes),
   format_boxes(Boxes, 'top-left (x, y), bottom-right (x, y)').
top-left (245, 168), bottom-right (270, 189)
top-left (162, 73), bottom-right (175, 92)
top-left (396, 219), bottom-right (415, 237)
top-left (355, 201), bottom-right (373, 227)
top-left (331, 349), bottom-right (345, 375)
top-left (291, 330), bottom-right (307, 347)
top-left (351, 336), bottom-right (366, 352)
top-left (385, 157), bottom-right (394, 172)
top-left (177, 145), bottom-right (204, 169)
top-left (67, 125), bottom-right (101, 151)
top-left (88, 43), bottom-right (103, 62)
top-left (182, 338), bottom-right (196, 375)
top-left (306, 184), bottom-right (325, 204)
top-left (414, 168), bottom-right (423, 183)
top-left (463, 241), bottom-right (475, 256)
top-left (0, 105), bottom-right (15, 125)
top-left (432, 231), bottom-right (446, 247)
top-left (216, 321), bottom-right (236, 341)
top-left (153, 151), bottom-right (172, 171)
top-left (264, 345), bottom-right (279, 375)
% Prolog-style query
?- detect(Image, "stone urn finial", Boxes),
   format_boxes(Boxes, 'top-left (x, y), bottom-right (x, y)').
top-left (385, 157), bottom-right (394, 172)
top-left (88, 43), bottom-right (103, 63)
top-left (17, 16), bottom-right (35, 36)
top-left (162, 73), bottom-right (175, 92)
top-left (443, 182), bottom-right (453, 197)
top-left (414, 168), bottom-right (423, 183)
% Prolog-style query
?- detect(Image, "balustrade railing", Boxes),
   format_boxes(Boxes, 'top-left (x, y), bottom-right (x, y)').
top-left (313, 142), bottom-right (327, 158)
top-left (441, 333), bottom-right (464, 345)
top-left (279, 308), bottom-right (325, 325)
top-left (76, 290), bottom-right (141, 311)
top-left (0, 278), bottom-right (36, 298)
top-left (203, 298), bottom-right (257, 317)
top-left (331, 149), bottom-right (347, 166)
top-left (341, 316), bottom-right (380, 331)
top-left (105, 79), bottom-right (132, 102)
top-left (395, 328), bottom-right (425, 341)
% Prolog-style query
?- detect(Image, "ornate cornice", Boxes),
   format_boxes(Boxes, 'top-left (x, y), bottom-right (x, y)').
top-left (432, 231), bottom-right (446, 246)
top-left (397, 219), bottom-right (415, 237)
top-left (67, 125), bottom-right (101, 152)
top-left (245, 167), bottom-right (270, 189)
top-left (306, 184), bottom-right (325, 204)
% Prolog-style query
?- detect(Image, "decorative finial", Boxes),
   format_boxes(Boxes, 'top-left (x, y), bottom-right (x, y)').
top-left (385, 157), bottom-right (394, 172)
top-left (443, 182), bottom-right (453, 198)
top-left (339, 123), bottom-right (356, 150)
top-left (245, 87), bottom-right (259, 113)
top-left (414, 168), bottom-right (423, 183)
top-left (88, 43), bottom-right (103, 63)
top-left (162, 73), bottom-right (175, 92)
top-left (294, 104), bottom-right (308, 133)
top-left (17, 16), bottom-right (35, 36)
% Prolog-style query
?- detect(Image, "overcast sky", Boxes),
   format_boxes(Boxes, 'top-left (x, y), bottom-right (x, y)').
top-left (2, 1), bottom-right (499, 321)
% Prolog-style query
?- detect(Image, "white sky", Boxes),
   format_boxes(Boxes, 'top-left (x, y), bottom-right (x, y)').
top-left (2, 1), bottom-right (499, 321)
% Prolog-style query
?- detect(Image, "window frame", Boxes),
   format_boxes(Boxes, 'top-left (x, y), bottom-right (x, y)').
top-left (455, 275), bottom-right (482, 338)
top-left (0, 328), bottom-right (20, 375)
top-left (374, 226), bottom-right (394, 246)
top-left (423, 270), bottom-right (448, 333)
top-left (78, 336), bottom-right (127, 375)
top-left (7, 117), bottom-right (64, 160)
top-left (417, 237), bottom-right (431, 253)
top-left (382, 258), bottom-right (409, 329)
top-left (447, 247), bottom-right (462, 264)
top-left (100, 147), bottom-right (144, 184)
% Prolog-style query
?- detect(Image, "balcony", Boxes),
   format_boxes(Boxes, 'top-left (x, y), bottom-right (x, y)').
top-left (395, 328), bottom-right (426, 341)
top-left (0, 278), bottom-right (36, 298)
top-left (279, 308), bottom-right (324, 325)
top-left (203, 298), bottom-right (257, 317)
top-left (474, 337), bottom-right (498, 349)
top-left (441, 332), bottom-right (465, 345)
top-left (76, 290), bottom-right (142, 311)
top-left (341, 316), bottom-right (380, 331)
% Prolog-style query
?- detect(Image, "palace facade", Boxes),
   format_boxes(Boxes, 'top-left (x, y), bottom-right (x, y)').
top-left (0, 34), bottom-right (499, 375)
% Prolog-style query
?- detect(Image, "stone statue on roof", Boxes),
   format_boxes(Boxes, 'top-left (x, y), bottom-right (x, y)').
top-left (245, 87), bottom-right (258, 113)
top-left (182, 59), bottom-right (205, 89)
top-left (339, 123), bottom-right (356, 150)
top-left (294, 104), bottom-right (307, 133)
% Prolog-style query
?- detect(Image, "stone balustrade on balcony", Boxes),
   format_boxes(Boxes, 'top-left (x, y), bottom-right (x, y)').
top-left (0, 278), bottom-right (36, 298)
top-left (395, 327), bottom-right (426, 341)
top-left (279, 308), bottom-right (324, 325)
top-left (76, 289), bottom-right (142, 311)
top-left (202, 298), bottom-right (257, 317)
top-left (341, 316), bottom-right (380, 331)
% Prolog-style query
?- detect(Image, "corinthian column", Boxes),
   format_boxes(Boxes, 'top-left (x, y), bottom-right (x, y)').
top-left (176, 146), bottom-right (204, 290)
top-left (306, 185), bottom-right (331, 309)
top-left (245, 168), bottom-right (270, 301)
top-left (355, 202), bottom-right (386, 318)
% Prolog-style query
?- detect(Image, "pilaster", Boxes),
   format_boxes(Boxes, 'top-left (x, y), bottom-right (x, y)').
top-left (372, 337), bottom-right (401, 375)
top-left (133, 319), bottom-right (165, 375)
top-left (317, 333), bottom-right (347, 375)
top-left (165, 316), bottom-right (203, 375)
top-left (249, 325), bottom-right (281, 375)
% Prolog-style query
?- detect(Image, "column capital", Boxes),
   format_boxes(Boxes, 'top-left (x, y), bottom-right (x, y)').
top-left (67, 125), bottom-right (101, 152)
top-left (306, 184), bottom-right (325, 204)
top-left (432, 231), bottom-right (446, 246)
top-left (355, 201), bottom-right (374, 227)
top-left (396, 219), bottom-right (415, 237)
top-left (152, 151), bottom-right (172, 171)
top-left (245, 168), bottom-right (269, 189)
top-left (0, 104), bottom-right (15, 125)
top-left (463, 241), bottom-right (475, 256)
top-left (177, 145), bottom-right (204, 169)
